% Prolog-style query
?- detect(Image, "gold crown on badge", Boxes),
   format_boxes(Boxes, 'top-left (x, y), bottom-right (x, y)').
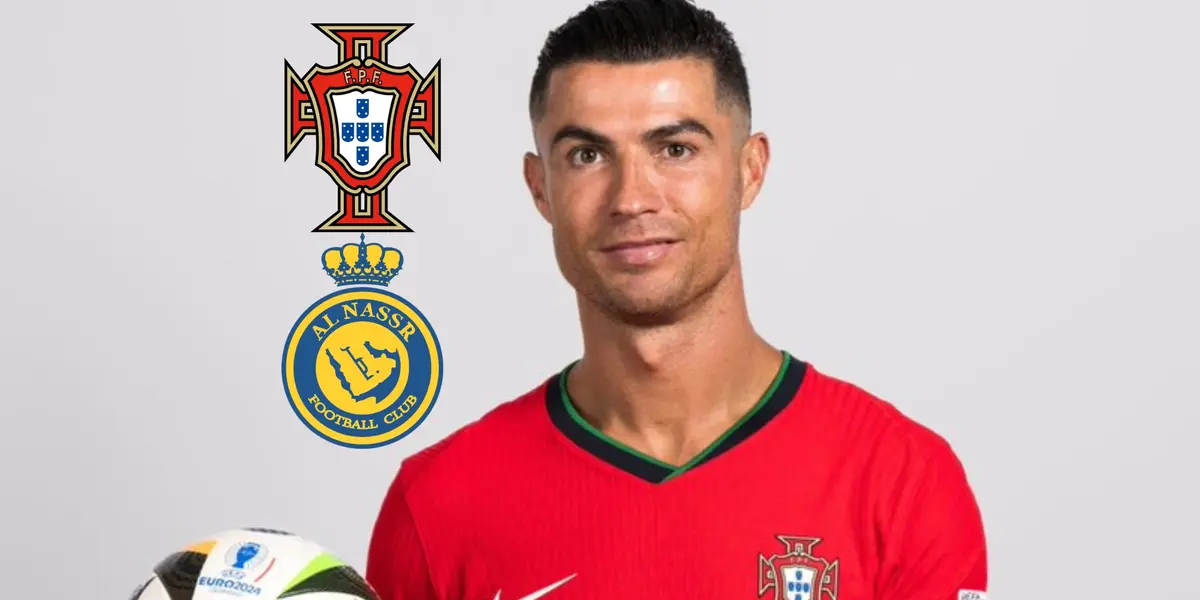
top-left (322, 234), bottom-right (403, 287)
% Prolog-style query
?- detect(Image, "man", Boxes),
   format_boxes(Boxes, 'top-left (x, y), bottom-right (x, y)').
top-left (366, 0), bottom-right (988, 598)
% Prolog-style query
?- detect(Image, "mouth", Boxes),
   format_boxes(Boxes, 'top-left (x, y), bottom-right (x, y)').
top-left (600, 237), bottom-right (679, 252)
top-left (597, 238), bottom-right (680, 267)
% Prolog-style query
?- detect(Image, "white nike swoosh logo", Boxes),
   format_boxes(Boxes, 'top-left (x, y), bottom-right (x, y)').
top-left (492, 573), bottom-right (576, 600)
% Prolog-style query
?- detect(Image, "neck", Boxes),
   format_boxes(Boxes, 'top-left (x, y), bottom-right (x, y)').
top-left (567, 266), bottom-right (783, 466)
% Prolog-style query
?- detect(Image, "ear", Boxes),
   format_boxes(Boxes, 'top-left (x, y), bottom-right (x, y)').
top-left (523, 151), bottom-right (552, 224)
top-left (738, 132), bottom-right (770, 210)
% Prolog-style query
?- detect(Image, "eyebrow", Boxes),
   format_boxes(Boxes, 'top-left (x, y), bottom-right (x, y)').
top-left (550, 125), bottom-right (612, 150)
top-left (549, 118), bottom-right (715, 150)
top-left (642, 118), bottom-right (714, 142)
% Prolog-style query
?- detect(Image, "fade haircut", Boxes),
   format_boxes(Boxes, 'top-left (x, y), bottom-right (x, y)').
top-left (528, 0), bottom-right (752, 125)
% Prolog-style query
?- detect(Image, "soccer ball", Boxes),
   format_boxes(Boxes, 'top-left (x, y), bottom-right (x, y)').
top-left (128, 527), bottom-right (378, 600)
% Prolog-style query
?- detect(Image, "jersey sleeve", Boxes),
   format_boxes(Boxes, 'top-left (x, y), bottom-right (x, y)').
top-left (365, 468), bottom-right (440, 600)
top-left (877, 441), bottom-right (988, 600)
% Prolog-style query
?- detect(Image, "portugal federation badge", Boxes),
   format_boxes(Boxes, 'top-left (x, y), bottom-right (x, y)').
top-left (758, 535), bottom-right (840, 600)
top-left (284, 24), bottom-right (440, 233)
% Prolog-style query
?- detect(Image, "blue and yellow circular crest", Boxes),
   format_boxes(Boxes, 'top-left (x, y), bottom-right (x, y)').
top-left (281, 286), bottom-right (443, 448)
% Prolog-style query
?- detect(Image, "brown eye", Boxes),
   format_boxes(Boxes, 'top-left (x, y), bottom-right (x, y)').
top-left (572, 147), bottom-right (600, 165)
top-left (665, 143), bottom-right (692, 159)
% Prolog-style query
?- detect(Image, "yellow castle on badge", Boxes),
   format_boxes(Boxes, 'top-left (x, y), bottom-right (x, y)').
top-left (322, 234), bottom-right (403, 287)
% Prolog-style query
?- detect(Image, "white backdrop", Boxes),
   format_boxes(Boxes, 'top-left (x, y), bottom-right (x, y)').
top-left (0, 0), bottom-right (1196, 598)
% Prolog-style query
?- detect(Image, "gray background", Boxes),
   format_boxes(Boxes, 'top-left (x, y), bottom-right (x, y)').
top-left (1, 0), bottom-right (1197, 598)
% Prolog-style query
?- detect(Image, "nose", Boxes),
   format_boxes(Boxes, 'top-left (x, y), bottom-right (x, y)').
top-left (608, 153), bottom-right (665, 218)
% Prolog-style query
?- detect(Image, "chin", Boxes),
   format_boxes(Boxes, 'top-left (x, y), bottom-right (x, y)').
top-left (594, 287), bottom-right (690, 326)
top-left (570, 261), bottom-right (713, 325)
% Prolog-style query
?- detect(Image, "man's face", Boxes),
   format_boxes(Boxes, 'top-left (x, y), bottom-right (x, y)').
top-left (524, 57), bottom-right (768, 324)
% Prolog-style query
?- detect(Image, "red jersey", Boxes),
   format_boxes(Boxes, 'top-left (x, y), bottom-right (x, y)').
top-left (365, 353), bottom-right (988, 600)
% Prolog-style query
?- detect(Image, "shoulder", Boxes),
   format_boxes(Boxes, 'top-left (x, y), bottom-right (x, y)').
top-left (801, 364), bottom-right (964, 468)
top-left (802, 364), bottom-right (982, 527)
top-left (800, 368), bottom-right (990, 593)
top-left (797, 363), bottom-right (978, 520)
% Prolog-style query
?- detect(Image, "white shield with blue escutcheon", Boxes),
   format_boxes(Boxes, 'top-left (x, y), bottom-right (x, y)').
top-left (331, 91), bottom-right (394, 173)
top-left (780, 564), bottom-right (818, 600)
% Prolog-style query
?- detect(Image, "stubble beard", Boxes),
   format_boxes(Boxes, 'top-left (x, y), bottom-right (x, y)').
top-left (578, 250), bottom-right (733, 328)
top-left (590, 272), bottom-right (691, 327)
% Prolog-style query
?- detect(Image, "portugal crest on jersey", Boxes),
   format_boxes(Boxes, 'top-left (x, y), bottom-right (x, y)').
top-left (758, 536), bottom-right (840, 600)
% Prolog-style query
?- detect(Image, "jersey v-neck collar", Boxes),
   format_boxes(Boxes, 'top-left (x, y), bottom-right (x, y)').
top-left (544, 352), bottom-right (807, 484)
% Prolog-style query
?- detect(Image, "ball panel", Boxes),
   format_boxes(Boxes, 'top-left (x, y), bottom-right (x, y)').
top-left (280, 551), bottom-right (344, 591)
top-left (130, 577), bottom-right (173, 600)
top-left (278, 565), bottom-right (378, 600)
top-left (192, 528), bottom-right (324, 598)
top-left (127, 577), bottom-right (152, 600)
top-left (152, 550), bottom-right (209, 600)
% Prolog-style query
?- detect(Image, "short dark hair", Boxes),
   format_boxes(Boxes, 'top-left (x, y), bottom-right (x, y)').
top-left (528, 0), bottom-right (751, 123)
